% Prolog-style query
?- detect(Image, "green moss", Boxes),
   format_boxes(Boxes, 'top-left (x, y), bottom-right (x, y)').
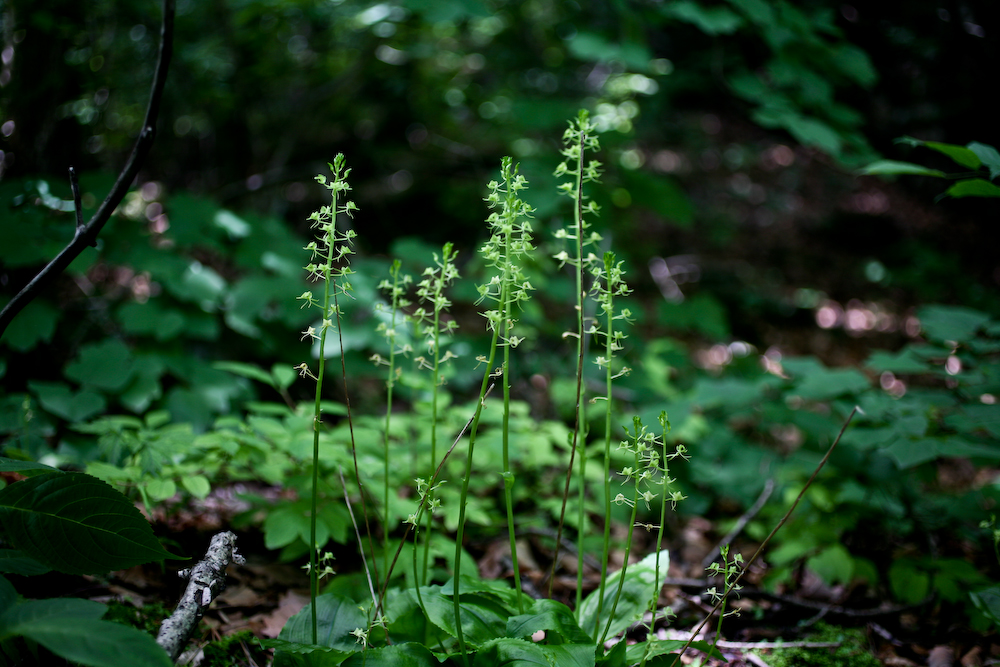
top-left (199, 630), bottom-right (270, 667)
top-left (764, 623), bottom-right (881, 667)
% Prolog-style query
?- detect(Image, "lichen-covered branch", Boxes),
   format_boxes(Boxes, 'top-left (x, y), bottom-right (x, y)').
top-left (0, 0), bottom-right (175, 339)
top-left (156, 531), bottom-right (245, 662)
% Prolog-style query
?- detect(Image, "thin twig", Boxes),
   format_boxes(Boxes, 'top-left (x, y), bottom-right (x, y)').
top-left (668, 407), bottom-right (858, 667)
top-left (376, 384), bottom-right (496, 610)
top-left (702, 478), bottom-right (774, 570)
top-left (339, 465), bottom-right (378, 612)
top-left (0, 0), bottom-right (175, 338)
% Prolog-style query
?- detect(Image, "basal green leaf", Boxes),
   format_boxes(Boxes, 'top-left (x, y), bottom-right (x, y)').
top-left (506, 598), bottom-right (593, 644)
top-left (278, 594), bottom-right (369, 652)
top-left (340, 642), bottom-right (438, 666)
top-left (0, 472), bottom-right (181, 574)
top-left (578, 550), bottom-right (669, 642)
top-left (418, 584), bottom-right (514, 646)
top-left (473, 637), bottom-right (595, 667)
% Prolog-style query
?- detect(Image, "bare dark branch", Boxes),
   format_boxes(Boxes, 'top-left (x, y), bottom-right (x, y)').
top-left (0, 0), bottom-right (175, 338)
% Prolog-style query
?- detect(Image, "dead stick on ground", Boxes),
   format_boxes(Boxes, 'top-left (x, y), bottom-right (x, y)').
top-left (668, 406), bottom-right (858, 667)
top-left (157, 531), bottom-right (245, 662)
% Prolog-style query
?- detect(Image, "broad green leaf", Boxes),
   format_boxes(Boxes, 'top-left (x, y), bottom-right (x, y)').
top-left (0, 549), bottom-right (51, 575)
top-left (2, 300), bottom-right (59, 352)
top-left (806, 544), bottom-right (854, 585)
top-left (0, 458), bottom-right (60, 475)
top-left (4, 606), bottom-right (173, 667)
top-left (64, 339), bottom-right (134, 392)
top-left (506, 598), bottom-right (593, 644)
top-left (831, 44), bottom-right (877, 87)
top-left (663, 1), bottom-right (743, 34)
top-left (944, 404), bottom-right (1000, 439)
top-left (278, 594), bottom-right (369, 652)
top-left (917, 304), bottom-right (990, 342)
top-left (864, 347), bottom-right (929, 374)
top-left (0, 472), bottom-right (180, 574)
top-left (181, 474), bottom-right (211, 498)
top-left (340, 642), bottom-right (438, 666)
top-left (883, 438), bottom-right (939, 469)
top-left (968, 142), bottom-right (1000, 179)
top-left (858, 160), bottom-right (945, 178)
top-left (473, 637), bottom-right (595, 667)
top-left (0, 573), bottom-right (15, 609)
top-left (625, 639), bottom-right (724, 664)
top-left (971, 585), bottom-right (1000, 627)
top-left (889, 559), bottom-right (930, 604)
top-left (793, 368), bottom-right (869, 401)
top-left (213, 361), bottom-right (277, 387)
top-left (273, 363), bottom-right (297, 389)
top-left (28, 381), bottom-right (107, 422)
top-left (419, 590), bottom-right (511, 646)
top-left (214, 209), bottom-right (251, 239)
top-left (945, 179), bottom-right (1000, 198)
top-left (924, 142), bottom-right (981, 169)
top-left (621, 170), bottom-right (693, 226)
top-left (117, 301), bottom-right (186, 341)
top-left (578, 550), bottom-right (670, 642)
top-left (145, 478), bottom-right (177, 501)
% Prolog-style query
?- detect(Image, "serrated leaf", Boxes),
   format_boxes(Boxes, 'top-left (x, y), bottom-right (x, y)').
top-left (0, 472), bottom-right (181, 574)
top-left (864, 347), bottom-right (929, 374)
top-left (0, 458), bottom-right (61, 475)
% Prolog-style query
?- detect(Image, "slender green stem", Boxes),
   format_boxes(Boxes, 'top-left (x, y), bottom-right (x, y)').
top-left (600, 436), bottom-right (641, 646)
top-left (453, 311), bottom-right (503, 667)
top-left (548, 110), bottom-right (600, 605)
top-left (594, 257), bottom-right (616, 638)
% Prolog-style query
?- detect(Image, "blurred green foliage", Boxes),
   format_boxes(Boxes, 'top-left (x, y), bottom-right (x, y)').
top-left (2, 0), bottom-right (1000, 641)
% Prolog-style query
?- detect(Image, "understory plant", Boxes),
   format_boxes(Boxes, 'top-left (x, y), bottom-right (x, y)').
top-left (267, 113), bottom-right (731, 667)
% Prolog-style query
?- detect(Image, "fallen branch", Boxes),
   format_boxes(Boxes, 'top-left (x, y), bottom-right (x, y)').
top-left (668, 407), bottom-right (858, 667)
top-left (0, 0), bottom-right (175, 339)
top-left (156, 531), bottom-right (245, 662)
